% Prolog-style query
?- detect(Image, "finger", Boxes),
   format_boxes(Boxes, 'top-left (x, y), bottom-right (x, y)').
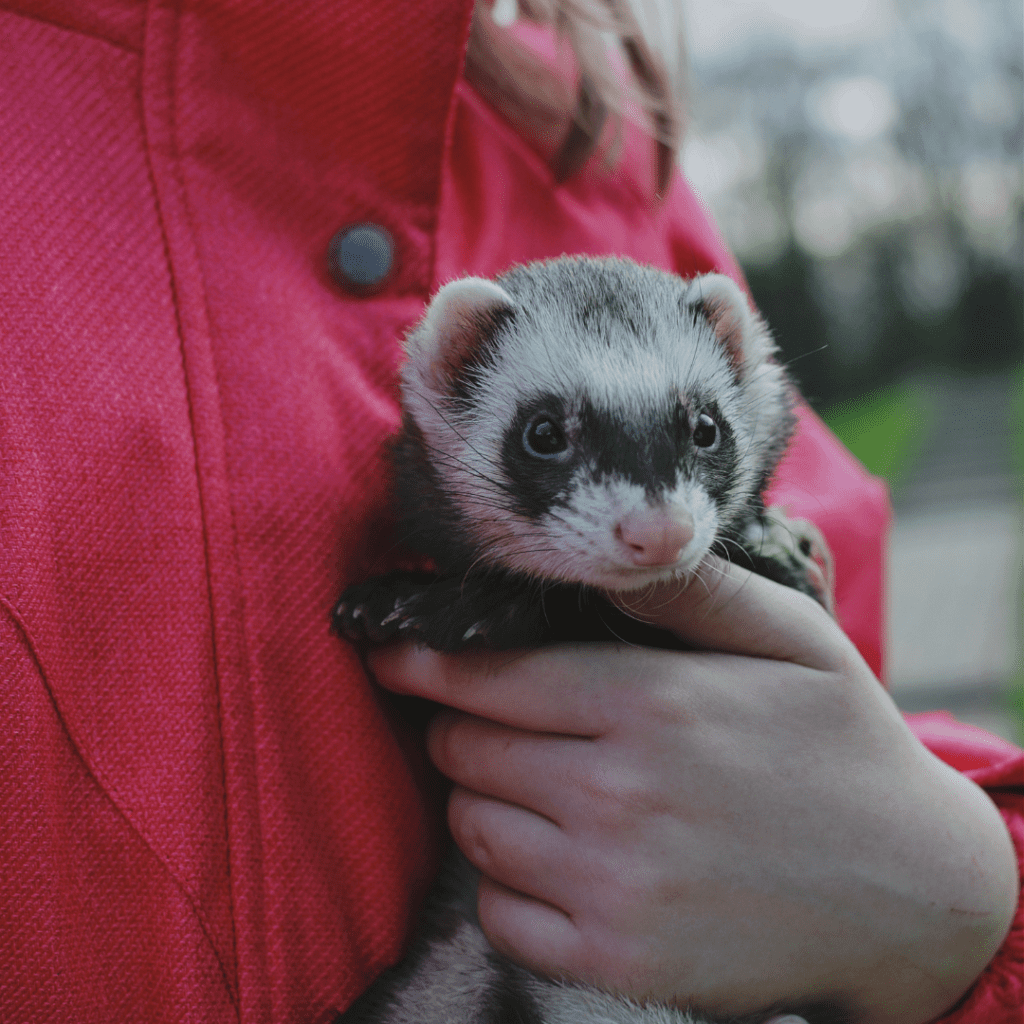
top-left (447, 786), bottom-right (573, 910)
top-left (613, 556), bottom-right (848, 670)
top-left (475, 873), bottom-right (585, 981)
top-left (368, 641), bottom-right (668, 736)
top-left (429, 711), bottom-right (594, 822)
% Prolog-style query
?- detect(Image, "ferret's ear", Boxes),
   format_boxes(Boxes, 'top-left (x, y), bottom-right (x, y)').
top-left (406, 277), bottom-right (516, 390)
top-left (685, 274), bottom-right (773, 374)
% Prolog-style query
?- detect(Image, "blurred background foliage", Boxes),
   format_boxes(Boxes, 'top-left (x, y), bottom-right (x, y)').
top-left (680, 0), bottom-right (1022, 486)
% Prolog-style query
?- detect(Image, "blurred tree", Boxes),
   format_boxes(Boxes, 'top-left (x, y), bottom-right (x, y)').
top-left (686, 0), bottom-right (1023, 410)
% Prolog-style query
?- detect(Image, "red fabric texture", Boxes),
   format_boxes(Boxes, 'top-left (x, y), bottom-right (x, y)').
top-left (0, 1), bottom-right (1018, 1022)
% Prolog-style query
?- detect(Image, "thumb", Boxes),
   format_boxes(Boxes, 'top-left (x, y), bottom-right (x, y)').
top-left (613, 556), bottom-right (848, 671)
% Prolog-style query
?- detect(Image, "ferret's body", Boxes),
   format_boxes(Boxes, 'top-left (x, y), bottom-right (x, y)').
top-left (334, 258), bottom-right (834, 1024)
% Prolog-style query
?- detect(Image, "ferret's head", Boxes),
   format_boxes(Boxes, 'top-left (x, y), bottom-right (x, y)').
top-left (401, 257), bottom-right (794, 592)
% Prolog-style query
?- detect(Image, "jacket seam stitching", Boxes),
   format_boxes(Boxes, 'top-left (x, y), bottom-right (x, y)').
top-left (0, 593), bottom-right (237, 1009)
top-left (138, 0), bottom-right (242, 1012)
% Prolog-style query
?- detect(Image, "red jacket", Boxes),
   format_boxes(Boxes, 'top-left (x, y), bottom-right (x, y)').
top-left (0, 2), bottom-right (1019, 1022)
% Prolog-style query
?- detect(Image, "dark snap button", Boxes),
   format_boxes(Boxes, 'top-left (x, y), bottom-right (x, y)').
top-left (328, 223), bottom-right (394, 292)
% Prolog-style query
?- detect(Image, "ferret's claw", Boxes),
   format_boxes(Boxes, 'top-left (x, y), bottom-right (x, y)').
top-left (381, 605), bottom-right (404, 626)
top-left (461, 621), bottom-right (487, 642)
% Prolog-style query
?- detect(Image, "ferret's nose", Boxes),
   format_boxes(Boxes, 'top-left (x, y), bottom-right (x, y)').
top-left (616, 508), bottom-right (695, 566)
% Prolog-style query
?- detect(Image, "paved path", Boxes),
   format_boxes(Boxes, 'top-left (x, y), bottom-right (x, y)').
top-left (884, 370), bottom-right (1022, 742)
top-left (887, 501), bottom-right (1021, 741)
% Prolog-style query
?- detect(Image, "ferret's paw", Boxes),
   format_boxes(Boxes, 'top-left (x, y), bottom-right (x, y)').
top-left (334, 571), bottom-right (534, 651)
top-left (333, 571), bottom-right (439, 645)
top-left (335, 572), bottom-right (552, 651)
top-left (738, 507), bottom-right (836, 614)
top-left (386, 577), bottom-right (538, 651)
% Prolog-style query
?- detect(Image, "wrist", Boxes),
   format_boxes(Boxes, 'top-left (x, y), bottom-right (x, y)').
top-left (842, 749), bottom-right (1018, 1024)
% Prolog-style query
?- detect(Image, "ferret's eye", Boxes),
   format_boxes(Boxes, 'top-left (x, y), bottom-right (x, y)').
top-left (693, 414), bottom-right (718, 449)
top-left (523, 416), bottom-right (567, 458)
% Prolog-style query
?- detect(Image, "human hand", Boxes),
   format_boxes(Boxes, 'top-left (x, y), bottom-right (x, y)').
top-left (368, 559), bottom-right (1018, 1024)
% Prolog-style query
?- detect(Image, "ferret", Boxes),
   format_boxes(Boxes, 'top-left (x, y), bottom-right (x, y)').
top-left (334, 257), bottom-right (838, 1024)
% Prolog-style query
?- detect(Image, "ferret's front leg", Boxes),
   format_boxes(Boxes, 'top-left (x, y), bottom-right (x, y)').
top-left (333, 570), bottom-right (555, 651)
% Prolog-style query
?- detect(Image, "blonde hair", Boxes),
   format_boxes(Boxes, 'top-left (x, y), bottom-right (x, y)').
top-left (464, 0), bottom-right (688, 196)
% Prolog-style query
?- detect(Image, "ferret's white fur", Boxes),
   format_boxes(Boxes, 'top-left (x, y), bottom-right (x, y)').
top-left (486, 472), bottom-right (719, 589)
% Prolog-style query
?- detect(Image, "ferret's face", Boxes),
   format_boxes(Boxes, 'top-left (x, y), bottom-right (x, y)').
top-left (487, 382), bottom-right (736, 589)
top-left (403, 260), bottom-right (792, 591)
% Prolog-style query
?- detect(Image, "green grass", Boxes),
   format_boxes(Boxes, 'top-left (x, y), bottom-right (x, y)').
top-left (821, 382), bottom-right (933, 488)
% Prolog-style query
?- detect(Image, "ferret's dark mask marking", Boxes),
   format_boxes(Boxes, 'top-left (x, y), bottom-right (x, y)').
top-left (500, 390), bottom-right (740, 519)
top-left (580, 399), bottom-right (682, 497)
top-left (690, 398), bottom-right (738, 508)
top-left (500, 392), bottom-right (692, 520)
top-left (578, 394), bottom-right (738, 505)
top-left (499, 393), bottom-right (574, 520)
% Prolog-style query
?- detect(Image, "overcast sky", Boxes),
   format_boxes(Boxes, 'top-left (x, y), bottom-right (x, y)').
top-left (681, 0), bottom-right (898, 61)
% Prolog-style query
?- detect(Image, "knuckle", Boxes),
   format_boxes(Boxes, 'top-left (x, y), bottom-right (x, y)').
top-left (580, 762), bottom-right (666, 828)
top-left (611, 857), bottom-right (661, 914)
top-left (577, 924), bottom-right (650, 993)
top-left (600, 874), bottom-right (646, 920)
top-left (588, 842), bottom-right (684, 917)
top-left (575, 861), bottom-right (681, 987)
top-left (429, 712), bottom-right (494, 785)
top-left (631, 678), bottom-right (697, 731)
top-left (447, 792), bottom-right (497, 870)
